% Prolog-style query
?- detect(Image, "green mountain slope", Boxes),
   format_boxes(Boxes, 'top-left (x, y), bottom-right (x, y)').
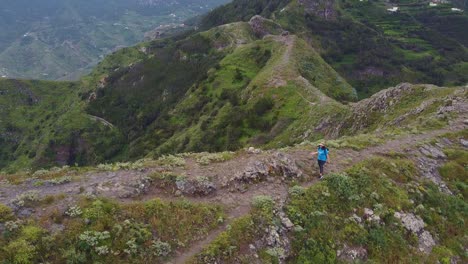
top-left (0, 79), bottom-right (122, 172)
top-left (0, 1), bottom-right (466, 262)
top-left (85, 20), bottom-right (356, 159)
top-left (0, 0), bottom-right (467, 172)
top-left (203, 0), bottom-right (468, 98)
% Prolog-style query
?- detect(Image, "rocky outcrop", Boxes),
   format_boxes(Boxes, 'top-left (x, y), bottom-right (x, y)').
top-left (362, 208), bottom-right (381, 224)
top-left (226, 152), bottom-right (303, 191)
top-left (394, 212), bottom-right (436, 254)
top-left (298, 0), bottom-right (338, 20)
top-left (249, 15), bottom-right (283, 38)
top-left (340, 83), bottom-right (416, 132)
top-left (416, 142), bottom-right (453, 194)
top-left (334, 83), bottom-right (467, 135)
top-left (102, 176), bottom-right (153, 199)
top-left (337, 245), bottom-right (368, 262)
top-left (249, 209), bottom-right (293, 263)
top-left (175, 177), bottom-right (216, 196)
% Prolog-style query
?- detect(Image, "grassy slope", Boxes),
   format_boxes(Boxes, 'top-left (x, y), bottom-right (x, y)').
top-left (144, 27), bottom-right (355, 155)
top-left (286, 156), bottom-right (467, 263)
top-left (1, 0), bottom-right (467, 171)
top-left (337, 84), bottom-right (467, 136)
top-left (203, 0), bottom-right (468, 98)
top-left (0, 79), bottom-right (122, 172)
top-left (188, 132), bottom-right (467, 263)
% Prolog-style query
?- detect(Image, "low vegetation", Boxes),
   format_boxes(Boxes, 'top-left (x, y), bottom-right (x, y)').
top-left (286, 156), bottom-right (467, 263)
top-left (0, 197), bottom-right (224, 263)
top-left (191, 195), bottom-right (276, 263)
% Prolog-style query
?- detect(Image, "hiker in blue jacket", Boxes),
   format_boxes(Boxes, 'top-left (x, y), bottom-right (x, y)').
top-left (311, 143), bottom-right (330, 179)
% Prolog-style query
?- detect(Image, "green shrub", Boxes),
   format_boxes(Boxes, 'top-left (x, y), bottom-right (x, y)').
top-left (151, 239), bottom-right (172, 257)
top-left (20, 225), bottom-right (44, 242)
top-left (195, 151), bottom-right (235, 165)
top-left (252, 195), bottom-right (275, 223)
top-left (4, 239), bottom-right (37, 264)
top-left (193, 216), bottom-right (256, 263)
top-left (11, 191), bottom-right (41, 207)
top-left (296, 238), bottom-right (336, 264)
top-left (325, 174), bottom-right (358, 200)
top-left (289, 185), bottom-right (305, 198)
top-left (156, 155), bottom-right (186, 167)
top-left (0, 203), bottom-right (14, 222)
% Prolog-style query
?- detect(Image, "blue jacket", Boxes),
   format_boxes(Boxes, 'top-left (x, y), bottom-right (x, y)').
top-left (317, 147), bottom-right (329, 161)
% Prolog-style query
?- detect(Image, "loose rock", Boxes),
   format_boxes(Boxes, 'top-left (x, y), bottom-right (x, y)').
top-left (337, 245), bottom-right (368, 262)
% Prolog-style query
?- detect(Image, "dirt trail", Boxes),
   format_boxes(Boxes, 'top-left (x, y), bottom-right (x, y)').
top-left (87, 114), bottom-right (115, 128)
top-left (267, 35), bottom-right (296, 88)
top-left (0, 119), bottom-right (465, 263)
top-left (291, 118), bottom-right (466, 176)
top-left (162, 119), bottom-right (468, 263)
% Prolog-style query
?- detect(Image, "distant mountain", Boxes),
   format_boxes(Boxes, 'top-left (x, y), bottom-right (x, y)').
top-left (0, 0), bottom-right (230, 80)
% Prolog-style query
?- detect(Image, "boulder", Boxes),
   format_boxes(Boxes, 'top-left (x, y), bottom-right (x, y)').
top-left (248, 15), bottom-right (283, 38)
top-left (460, 139), bottom-right (468, 148)
top-left (337, 245), bottom-right (368, 262)
top-left (247, 147), bottom-right (262, 154)
top-left (394, 212), bottom-right (425, 233)
top-left (419, 145), bottom-right (446, 159)
top-left (175, 178), bottom-right (216, 196)
top-left (418, 230), bottom-right (436, 254)
top-left (228, 152), bottom-right (303, 189)
top-left (279, 211), bottom-right (294, 230)
top-left (363, 208), bottom-right (374, 218)
top-left (417, 156), bottom-right (453, 195)
top-left (394, 212), bottom-right (436, 254)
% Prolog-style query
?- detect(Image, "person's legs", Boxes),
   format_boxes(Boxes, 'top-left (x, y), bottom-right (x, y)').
top-left (318, 160), bottom-right (326, 178)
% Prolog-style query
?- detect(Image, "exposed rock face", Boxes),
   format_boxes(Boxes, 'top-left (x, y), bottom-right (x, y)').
top-left (248, 15), bottom-right (283, 38)
top-left (298, 0), bottom-right (337, 20)
top-left (419, 145), bottom-right (446, 159)
top-left (334, 83), bottom-right (467, 135)
top-left (418, 230), bottom-right (436, 254)
top-left (175, 178), bottom-right (216, 196)
top-left (416, 142), bottom-right (453, 195)
top-left (337, 245), bottom-right (368, 262)
top-left (340, 83), bottom-right (415, 132)
top-left (460, 139), bottom-right (468, 148)
top-left (257, 222), bottom-right (292, 263)
top-left (78, 172), bottom-right (154, 199)
top-left (394, 212), bottom-right (425, 233)
top-left (227, 152), bottom-right (303, 190)
top-left (247, 147), bottom-right (262, 154)
top-left (394, 212), bottom-right (436, 254)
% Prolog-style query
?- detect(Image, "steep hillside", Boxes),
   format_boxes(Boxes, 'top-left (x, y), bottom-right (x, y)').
top-left (83, 18), bottom-right (357, 161)
top-left (0, 79), bottom-right (122, 172)
top-left (0, 100), bottom-right (465, 263)
top-left (202, 0), bottom-right (468, 97)
top-left (0, 1), bottom-right (466, 262)
top-left (0, 0), bottom-right (467, 172)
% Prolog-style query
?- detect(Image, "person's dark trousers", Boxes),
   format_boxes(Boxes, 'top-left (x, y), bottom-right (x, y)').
top-left (318, 160), bottom-right (327, 174)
